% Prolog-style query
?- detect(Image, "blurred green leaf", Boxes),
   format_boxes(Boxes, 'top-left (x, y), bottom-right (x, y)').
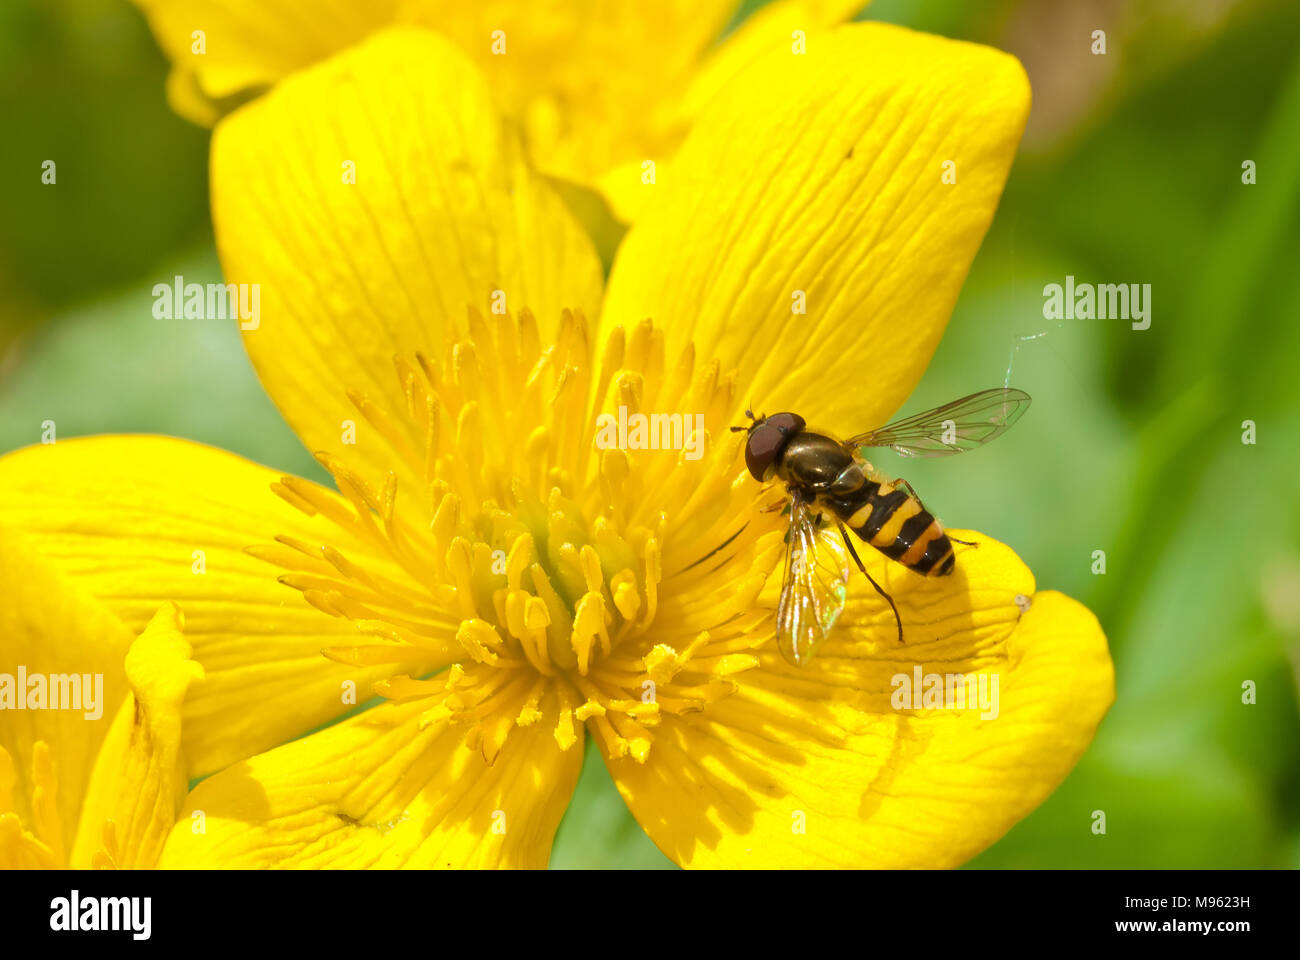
top-left (0, 247), bottom-right (324, 482)
top-left (550, 743), bottom-right (676, 869)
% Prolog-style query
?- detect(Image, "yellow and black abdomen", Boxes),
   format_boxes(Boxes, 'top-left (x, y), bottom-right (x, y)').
top-left (829, 479), bottom-right (955, 577)
top-left (775, 430), bottom-right (956, 577)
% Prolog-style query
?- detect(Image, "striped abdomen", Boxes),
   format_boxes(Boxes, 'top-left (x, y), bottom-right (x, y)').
top-left (828, 478), bottom-right (955, 577)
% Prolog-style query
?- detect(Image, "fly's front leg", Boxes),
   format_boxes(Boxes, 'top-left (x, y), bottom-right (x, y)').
top-left (758, 485), bottom-right (790, 517)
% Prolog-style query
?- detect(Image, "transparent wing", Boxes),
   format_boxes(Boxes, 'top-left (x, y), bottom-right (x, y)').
top-left (776, 496), bottom-right (849, 667)
top-left (845, 388), bottom-right (1031, 459)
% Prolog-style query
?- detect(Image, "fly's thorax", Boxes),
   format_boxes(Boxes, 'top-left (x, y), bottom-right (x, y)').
top-left (775, 431), bottom-right (855, 491)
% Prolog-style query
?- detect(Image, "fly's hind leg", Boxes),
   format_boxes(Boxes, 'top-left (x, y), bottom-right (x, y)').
top-left (837, 521), bottom-right (904, 644)
top-left (837, 520), bottom-right (867, 576)
top-left (895, 477), bottom-right (978, 548)
top-left (894, 477), bottom-right (933, 514)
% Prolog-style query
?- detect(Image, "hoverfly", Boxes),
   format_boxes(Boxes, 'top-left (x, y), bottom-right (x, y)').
top-left (734, 388), bottom-right (1031, 666)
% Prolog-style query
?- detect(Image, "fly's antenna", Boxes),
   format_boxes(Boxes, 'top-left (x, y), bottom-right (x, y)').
top-left (730, 406), bottom-right (759, 433)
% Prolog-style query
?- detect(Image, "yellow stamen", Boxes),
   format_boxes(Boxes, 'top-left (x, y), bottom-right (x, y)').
top-left (251, 307), bottom-right (784, 763)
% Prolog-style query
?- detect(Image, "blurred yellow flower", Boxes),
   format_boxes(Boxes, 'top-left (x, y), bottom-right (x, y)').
top-left (0, 24), bottom-right (1113, 867)
top-left (130, 0), bottom-right (868, 218)
top-left (0, 528), bottom-right (203, 869)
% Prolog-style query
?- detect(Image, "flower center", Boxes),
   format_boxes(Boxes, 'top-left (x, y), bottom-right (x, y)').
top-left (259, 308), bottom-right (785, 764)
top-left (0, 741), bottom-right (64, 867)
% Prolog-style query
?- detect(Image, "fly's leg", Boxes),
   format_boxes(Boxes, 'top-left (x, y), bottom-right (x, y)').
top-left (837, 520), bottom-right (867, 575)
top-left (678, 521), bottom-right (749, 574)
top-left (895, 477), bottom-right (978, 548)
top-left (837, 521), bottom-right (904, 644)
top-left (894, 477), bottom-right (931, 512)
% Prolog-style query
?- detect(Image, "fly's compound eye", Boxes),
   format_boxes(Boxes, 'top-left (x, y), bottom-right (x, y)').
top-left (744, 413), bottom-right (804, 481)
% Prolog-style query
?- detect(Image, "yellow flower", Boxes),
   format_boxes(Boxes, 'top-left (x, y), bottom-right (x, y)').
top-left (0, 25), bottom-right (1113, 867)
top-left (0, 527), bottom-right (204, 869)
top-left (130, 0), bottom-right (868, 218)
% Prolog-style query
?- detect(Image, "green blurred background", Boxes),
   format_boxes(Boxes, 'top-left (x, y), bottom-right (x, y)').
top-left (1, 0), bottom-right (1297, 868)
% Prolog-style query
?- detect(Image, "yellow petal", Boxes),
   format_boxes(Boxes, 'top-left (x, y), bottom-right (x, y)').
top-left (599, 0), bottom-right (869, 222)
top-left (0, 525), bottom-right (133, 868)
top-left (131, 0), bottom-right (398, 125)
top-left (158, 687), bottom-right (582, 868)
top-left (596, 159), bottom-right (664, 226)
top-left (211, 27), bottom-right (602, 497)
top-left (0, 436), bottom-right (449, 777)
top-left (70, 604), bottom-right (204, 869)
top-left (602, 534), bottom-right (1114, 867)
top-left (682, 1), bottom-right (870, 120)
top-left (163, 66), bottom-right (221, 128)
top-left (400, 1), bottom-right (739, 200)
top-left (600, 23), bottom-right (1030, 430)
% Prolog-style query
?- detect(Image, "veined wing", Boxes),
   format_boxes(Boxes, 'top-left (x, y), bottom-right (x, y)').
top-left (845, 388), bottom-right (1031, 459)
top-left (776, 495), bottom-right (849, 667)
